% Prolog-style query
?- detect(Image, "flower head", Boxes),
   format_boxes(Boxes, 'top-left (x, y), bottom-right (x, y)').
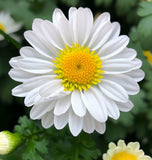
top-left (9, 7), bottom-right (144, 136)
top-left (0, 131), bottom-right (22, 155)
top-left (0, 11), bottom-right (22, 41)
top-left (103, 140), bottom-right (151, 160)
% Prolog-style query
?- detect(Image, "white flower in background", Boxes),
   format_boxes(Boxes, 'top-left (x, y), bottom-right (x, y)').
top-left (103, 140), bottom-right (151, 160)
top-left (0, 131), bottom-right (22, 155)
top-left (9, 7), bottom-right (144, 136)
top-left (0, 11), bottom-right (22, 41)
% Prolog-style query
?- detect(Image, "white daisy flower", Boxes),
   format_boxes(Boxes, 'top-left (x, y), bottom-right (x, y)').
top-left (103, 140), bottom-right (151, 160)
top-left (9, 7), bottom-right (144, 136)
top-left (0, 11), bottom-right (22, 41)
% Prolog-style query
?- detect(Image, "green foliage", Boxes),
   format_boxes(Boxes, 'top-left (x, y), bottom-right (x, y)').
top-left (115, 0), bottom-right (137, 16)
top-left (0, 116), bottom-right (101, 160)
top-left (0, 0), bottom-right (57, 29)
top-left (60, 0), bottom-right (78, 6)
top-left (23, 138), bottom-right (48, 160)
top-left (94, 0), bottom-right (112, 7)
top-left (138, 1), bottom-right (152, 17)
top-left (137, 1), bottom-right (152, 49)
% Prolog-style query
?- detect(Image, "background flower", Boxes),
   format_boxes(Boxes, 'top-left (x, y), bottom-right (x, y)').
top-left (103, 140), bottom-right (151, 160)
top-left (0, 11), bottom-right (22, 41)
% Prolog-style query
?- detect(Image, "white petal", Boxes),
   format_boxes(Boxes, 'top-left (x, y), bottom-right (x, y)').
top-left (81, 89), bottom-right (107, 123)
top-left (72, 7), bottom-right (93, 45)
top-left (83, 112), bottom-right (95, 133)
top-left (52, 8), bottom-right (66, 26)
top-left (103, 74), bottom-right (140, 95)
top-left (30, 100), bottom-right (55, 119)
top-left (126, 69), bottom-right (145, 82)
top-left (68, 7), bottom-right (77, 24)
top-left (9, 56), bottom-right (22, 69)
top-left (102, 59), bottom-right (136, 74)
top-left (41, 111), bottom-right (54, 128)
top-left (41, 20), bottom-right (65, 49)
top-left (18, 58), bottom-right (53, 74)
top-left (32, 18), bottom-right (43, 29)
top-left (54, 95), bottom-right (71, 116)
top-left (117, 100), bottom-right (134, 112)
top-left (101, 92), bottom-right (120, 120)
top-left (54, 112), bottom-right (68, 129)
top-left (95, 121), bottom-right (106, 134)
top-left (90, 87), bottom-right (108, 120)
top-left (69, 109), bottom-right (83, 136)
top-left (24, 31), bottom-right (57, 58)
top-left (39, 80), bottom-right (65, 98)
top-left (54, 16), bottom-right (74, 46)
top-left (132, 58), bottom-right (142, 70)
top-left (23, 75), bottom-right (55, 90)
top-left (88, 21), bottom-right (114, 50)
top-left (92, 12), bottom-right (110, 36)
top-left (99, 79), bottom-right (129, 103)
top-left (6, 23), bottom-right (22, 34)
top-left (71, 90), bottom-right (86, 117)
top-left (20, 46), bottom-right (52, 61)
top-left (108, 22), bottom-right (120, 39)
top-left (12, 84), bottom-right (28, 97)
top-left (24, 87), bottom-right (39, 107)
top-left (94, 87), bottom-right (120, 120)
top-left (8, 69), bottom-right (35, 82)
top-left (99, 35), bottom-right (129, 59)
top-left (111, 48), bottom-right (137, 60)
top-left (32, 19), bottom-right (59, 58)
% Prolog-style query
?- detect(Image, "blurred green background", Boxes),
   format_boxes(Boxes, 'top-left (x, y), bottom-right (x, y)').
top-left (0, 0), bottom-right (152, 159)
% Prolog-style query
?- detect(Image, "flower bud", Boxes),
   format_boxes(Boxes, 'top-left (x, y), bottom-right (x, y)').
top-left (0, 131), bottom-right (22, 155)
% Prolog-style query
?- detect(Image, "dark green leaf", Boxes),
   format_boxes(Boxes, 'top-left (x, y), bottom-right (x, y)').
top-left (138, 1), bottom-right (152, 17)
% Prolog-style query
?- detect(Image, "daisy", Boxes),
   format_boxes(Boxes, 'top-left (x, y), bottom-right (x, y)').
top-left (103, 140), bottom-right (151, 160)
top-left (0, 11), bottom-right (22, 41)
top-left (9, 7), bottom-right (144, 136)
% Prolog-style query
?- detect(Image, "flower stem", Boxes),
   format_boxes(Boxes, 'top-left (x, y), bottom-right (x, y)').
top-left (0, 29), bottom-right (22, 49)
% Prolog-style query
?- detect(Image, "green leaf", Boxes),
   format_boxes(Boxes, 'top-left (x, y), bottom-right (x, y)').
top-left (14, 116), bottom-right (34, 136)
top-left (116, 112), bottom-right (134, 127)
top-left (22, 138), bottom-right (48, 160)
top-left (137, 1), bottom-right (152, 17)
top-left (105, 122), bottom-right (127, 141)
top-left (115, 0), bottom-right (137, 15)
top-left (130, 89), bottom-right (147, 114)
top-left (137, 15), bottom-right (152, 38)
top-left (94, 0), bottom-right (103, 6)
top-left (61, 0), bottom-right (78, 6)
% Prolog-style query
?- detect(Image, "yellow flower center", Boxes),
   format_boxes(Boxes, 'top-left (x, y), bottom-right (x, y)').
top-left (111, 151), bottom-right (137, 160)
top-left (0, 23), bottom-right (5, 31)
top-left (53, 44), bottom-right (104, 91)
top-left (143, 51), bottom-right (152, 65)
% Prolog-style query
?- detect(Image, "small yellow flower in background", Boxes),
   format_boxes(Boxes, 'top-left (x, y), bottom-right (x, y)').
top-left (103, 140), bottom-right (151, 160)
top-left (0, 11), bottom-right (22, 41)
top-left (0, 131), bottom-right (22, 155)
top-left (144, 51), bottom-right (152, 65)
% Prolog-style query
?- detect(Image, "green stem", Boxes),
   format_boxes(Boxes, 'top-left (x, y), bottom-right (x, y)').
top-left (0, 29), bottom-right (22, 49)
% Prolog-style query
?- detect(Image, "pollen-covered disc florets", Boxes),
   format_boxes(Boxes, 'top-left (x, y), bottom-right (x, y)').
top-left (53, 44), bottom-right (104, 91)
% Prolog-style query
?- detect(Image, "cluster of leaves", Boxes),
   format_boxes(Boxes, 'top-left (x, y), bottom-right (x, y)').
top-left (0, 116), bottom-right (101, 160)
